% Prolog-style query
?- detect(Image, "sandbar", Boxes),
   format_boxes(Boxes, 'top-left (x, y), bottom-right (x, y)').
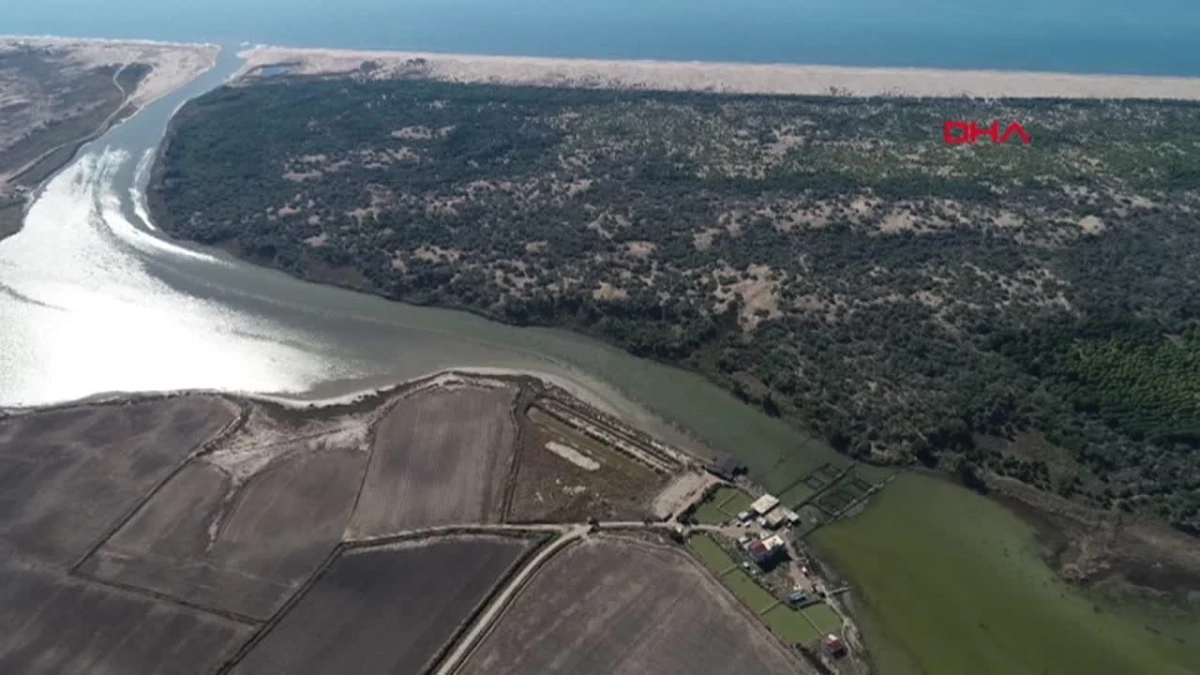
top-left (239, 45), bottom-right (1200, 100)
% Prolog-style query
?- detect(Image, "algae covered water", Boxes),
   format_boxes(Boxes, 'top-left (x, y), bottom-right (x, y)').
top-left (813, 473), bottom-right (1200, 674)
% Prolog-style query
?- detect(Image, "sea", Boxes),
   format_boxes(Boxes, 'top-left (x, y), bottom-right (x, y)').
top-left (7, 0), bottom-right (1200, 75)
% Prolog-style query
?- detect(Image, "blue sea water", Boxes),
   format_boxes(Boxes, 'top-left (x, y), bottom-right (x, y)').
top-left (6, 0), bottom-right (1200, 75)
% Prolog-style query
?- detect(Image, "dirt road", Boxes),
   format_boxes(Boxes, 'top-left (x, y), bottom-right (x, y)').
top-left (433, 524), bottom-right (589, 675)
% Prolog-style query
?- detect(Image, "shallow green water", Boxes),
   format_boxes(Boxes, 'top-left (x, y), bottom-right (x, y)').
top-left (813, 473), bottom-right (1200, 675)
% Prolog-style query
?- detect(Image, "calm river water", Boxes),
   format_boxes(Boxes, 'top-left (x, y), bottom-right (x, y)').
top-left (0, 49), bottom-right (833, 481)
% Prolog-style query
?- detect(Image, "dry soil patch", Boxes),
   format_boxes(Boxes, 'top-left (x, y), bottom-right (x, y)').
top-left (348, 385), bottom-right (517, 536)
top-left (459, 535), bottom-right (804, 675)
top-left (229, 534), bottom-right (533, 675)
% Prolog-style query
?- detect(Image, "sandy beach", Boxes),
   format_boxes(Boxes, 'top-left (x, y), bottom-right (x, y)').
top-left (240, 46), bottom-right (1200, 100)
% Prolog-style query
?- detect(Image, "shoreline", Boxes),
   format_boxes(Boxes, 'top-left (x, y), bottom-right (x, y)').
top-left (0, 36), bottom-right (220, 242)
top-left (239, 45), bottom-right (1200, 100)
top-left (0, 36), bottom-right (219, 111)
top-left (0, 367), bottom-right (616, 417)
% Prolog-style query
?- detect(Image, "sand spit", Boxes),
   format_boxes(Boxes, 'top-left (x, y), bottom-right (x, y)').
top-left (239, 46), bottom-right (1200, 100)
top-left (1, 36), bottom-right (219, 111)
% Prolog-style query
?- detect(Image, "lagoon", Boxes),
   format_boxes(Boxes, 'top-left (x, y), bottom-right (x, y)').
top-left (813, 474), bottom-right (1200, 674)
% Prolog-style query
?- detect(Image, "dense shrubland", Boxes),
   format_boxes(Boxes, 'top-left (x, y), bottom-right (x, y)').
top-left (153, 76), bottom-right (1200, 532)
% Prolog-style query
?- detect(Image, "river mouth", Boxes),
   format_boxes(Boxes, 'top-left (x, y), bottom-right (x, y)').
top-left (0, 46), bottom-right (769, 466)
top-left (6, 40), bottom-right (1200, 675)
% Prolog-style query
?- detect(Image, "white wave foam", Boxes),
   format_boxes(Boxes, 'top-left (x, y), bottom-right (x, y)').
top-left (90, 147), bottom-right (228, 265)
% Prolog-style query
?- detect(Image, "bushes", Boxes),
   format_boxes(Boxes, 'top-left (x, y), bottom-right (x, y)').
top-left (153, 76), bottom-right (1200, 534)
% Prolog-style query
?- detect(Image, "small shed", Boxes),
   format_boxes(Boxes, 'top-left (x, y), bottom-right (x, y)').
top-left (822, 634), bottom-right (847, 658)
top-left (749, 494), bottom-right (780, 516)
top-left (706, 455), bottom-right (747, 481)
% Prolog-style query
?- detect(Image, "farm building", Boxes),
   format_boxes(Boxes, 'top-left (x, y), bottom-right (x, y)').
top-left (780, 508), bottom-right (801, 525)
top-left (749, 494), bottom-right (779, 516)
top-left (763, 509), bottom-right (789, 529)
top-left (706, 455), bottom-right (747, 481)
top-left (822, 634), bottom-right (847, 658)
top-left (747, 534), bottom-right (787, 568)
top-left (786, 590), bottom-right (809, 607)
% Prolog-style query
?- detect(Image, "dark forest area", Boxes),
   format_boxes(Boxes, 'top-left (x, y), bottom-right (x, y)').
top-left (152, 76), bottom-right (1200, 534)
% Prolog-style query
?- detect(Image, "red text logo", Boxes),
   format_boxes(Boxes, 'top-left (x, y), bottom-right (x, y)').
top-left (943, 121), bottom-right (1031, 145)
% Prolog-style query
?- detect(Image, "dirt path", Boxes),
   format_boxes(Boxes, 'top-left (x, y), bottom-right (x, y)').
top-left (5, 64), bottom-right (132, 189)
top-left (432, 524), bottom-right (589, 675)
top-left (652, 471), bottom-right (720, 519)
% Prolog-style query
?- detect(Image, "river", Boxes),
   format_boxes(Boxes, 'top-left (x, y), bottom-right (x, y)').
top-left (0, 48), bottom-right (844, 485)
top-left (5, 40), bottom-right (1200, 675)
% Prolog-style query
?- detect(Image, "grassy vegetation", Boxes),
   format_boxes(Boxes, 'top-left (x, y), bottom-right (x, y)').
top-left (687, 534), bottom-right (738, 573)
top-left (692, 501), bottom-right (730, 526)
top-left (715, 487), bottom-right (755, 515)
top-left (813, 473), bottom-right (1200, 675)
top-left (691, 486), bottom-right (753, 524)
top-left (762, 605), bottom-right (822, 644)
top-left (688, 534), bottom-right (781, 616)
top-left (777, 482), bottom-right (817, 506)
top-left (722, 569), bottom-right (778, 613)
top-left (802, 603), bottom-right (843, 634)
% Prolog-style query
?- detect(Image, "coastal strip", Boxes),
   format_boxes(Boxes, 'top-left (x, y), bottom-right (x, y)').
top-left (239, 46), bottom-right (1200, 100)
top-left (0, 35), bottom-right (220, 137)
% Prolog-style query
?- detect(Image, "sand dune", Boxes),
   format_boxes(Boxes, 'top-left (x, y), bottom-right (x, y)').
top-left (1, 36), bottom-right (219, 111)
top-left (239, 46), bottom-right (1200, 100)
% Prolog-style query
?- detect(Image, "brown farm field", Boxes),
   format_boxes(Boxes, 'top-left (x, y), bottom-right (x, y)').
top-left (348, 382), bottom-right (518, 536)
top-left (505, 405), bottom-right (667, 523)
top-left (0, 396), bottom-right (251, 675)
top-left (80, 443), bottom-right (370, 620)
top-left (0, 562), bottom-right (253, 675)
top-left (458, 535), bottom-right (804, 675)
top-left (228, 533), bottom-right (536, 675)
top-left (0, 372), bottom-right (725, 675)
top-left (0, 396), bottom-right (238, 566)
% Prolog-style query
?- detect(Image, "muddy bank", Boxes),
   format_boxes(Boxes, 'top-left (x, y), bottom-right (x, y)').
top-left (986, 473), bottom-right (1200, 604)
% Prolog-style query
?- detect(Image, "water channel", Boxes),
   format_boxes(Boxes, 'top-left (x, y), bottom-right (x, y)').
top-left (0, 47), bottom-right (829, 480)
top-left (3, 45), bottom-right (1197, 674)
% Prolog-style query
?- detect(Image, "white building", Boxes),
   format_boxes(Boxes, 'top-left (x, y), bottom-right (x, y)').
top-left (749, 494), bottom-right (779, 516)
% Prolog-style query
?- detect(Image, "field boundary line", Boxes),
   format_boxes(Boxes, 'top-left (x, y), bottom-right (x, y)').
top-left (498, 385), bottom-right (536, 522)
top-left (340, 392), bottom-right (401, 540)
top-left (68, 398), bottom-right (249, 576)
top-left (434, 527), bottom-right (589, 675)
top-left (344, 523), bottom-right (570, 549)
top-left (71, 571), bottom-right (260, 628)
top-left (421, 531), bottom-right (556, 675)
top-left (212, 526), bottom-right (559, 675)
top-left (212, 540), bottom-right (347, 674)
top-left (680, 537), bottom-right (812, 669)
